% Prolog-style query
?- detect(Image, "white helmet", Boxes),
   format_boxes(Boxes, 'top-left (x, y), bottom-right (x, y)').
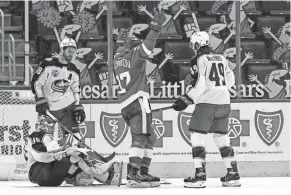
top-left (190, 31), bottom-right (210, 54)
top-left (60, 37), bottom-right (77, 49)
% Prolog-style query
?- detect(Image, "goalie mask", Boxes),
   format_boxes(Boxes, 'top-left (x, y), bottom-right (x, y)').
top-left (60, 37), bottom-right (77, 62)
top-left (116, 28), bottom-right (143, 54)
top-left (35, 115), bottom-right (56, 134)
top-left (190, 31), bottom-right (210, 56)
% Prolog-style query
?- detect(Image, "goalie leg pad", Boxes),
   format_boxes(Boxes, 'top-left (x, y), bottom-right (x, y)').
top-left (65, 171), bottom-right (94, 186)
top-left (93, 161), bottom-right (123, 186)
top-left (105, 161), bottom-right (123, 186)
top-left (73, 148), bottom-right (119, 176)
top-left (70, 155), bottom-right (94, 176)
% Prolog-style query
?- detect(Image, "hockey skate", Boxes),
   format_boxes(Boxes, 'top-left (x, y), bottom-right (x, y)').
top-left (140, 166), bottom-right (160, 187)
top-left (126, 164), bottom-right (150, 188)
top-left (104, 161), bottom-right (123, 186)
top-left (220, 161), bottom-right (241, 187)
top-left (184, 167), bottom-right (206, 188)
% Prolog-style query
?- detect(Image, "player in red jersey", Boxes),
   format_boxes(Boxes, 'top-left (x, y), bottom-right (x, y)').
top-left (113, 12), bottom-right (166, 188)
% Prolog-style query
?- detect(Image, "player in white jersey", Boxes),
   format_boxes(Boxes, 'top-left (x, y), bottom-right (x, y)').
top-left (31, 37), bottom-right (85, 137)
top-left (172, 31), bottom-right (241, 188)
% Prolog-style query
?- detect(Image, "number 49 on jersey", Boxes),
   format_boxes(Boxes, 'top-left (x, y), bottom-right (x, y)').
top-left (209, 63), bottom-right (226, 87)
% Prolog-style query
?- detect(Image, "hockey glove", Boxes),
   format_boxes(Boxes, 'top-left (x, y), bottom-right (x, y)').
top-left (172, 95), bottom-right (194, 111)
top-left (73, 104), bottom-right (86, 124)
top-left (35, 97), bottom-right (49, 115)
top-left (150, 12), bottom-right (166, 32)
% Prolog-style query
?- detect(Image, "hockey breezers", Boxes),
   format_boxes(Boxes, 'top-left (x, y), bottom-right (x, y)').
top-left (45, 110), bottom-right (115, 163)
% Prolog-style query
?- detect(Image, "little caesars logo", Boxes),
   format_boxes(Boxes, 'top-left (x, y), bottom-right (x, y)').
top-left (178, 110), bottom-right (250, 147)
top-left (255, 110), bottom-right (284, 146)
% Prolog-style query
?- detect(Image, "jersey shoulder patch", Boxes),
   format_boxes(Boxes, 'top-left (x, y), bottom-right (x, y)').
top-left (35, 59), bottom-right (52, 74)
top-left (191, 64), bottom-right (199, 74)
top-left (35, 66), bottom-right (43, 75)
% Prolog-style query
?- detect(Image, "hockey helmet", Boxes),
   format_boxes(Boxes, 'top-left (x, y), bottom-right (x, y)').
top-left (60, 37), bottom-right (77, 61)
top-left (35, 115), bottom-right (56, 134)
top-left (190, 31), bottom-right (210, 55)
top-left (60, 37), bottom-right (77, 50)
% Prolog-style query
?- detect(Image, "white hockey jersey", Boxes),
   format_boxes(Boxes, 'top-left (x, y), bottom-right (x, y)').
top-left (31, 58), bottom-right (80, 111)
top-left (186, 53), bottom-right (235, 105)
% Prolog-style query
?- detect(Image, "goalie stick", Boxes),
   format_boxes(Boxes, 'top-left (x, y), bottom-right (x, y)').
top-left (45, 110), bottom-right (115, 163)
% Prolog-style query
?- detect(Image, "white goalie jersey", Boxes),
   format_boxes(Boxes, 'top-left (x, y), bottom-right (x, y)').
top-left (186, 54), bottom-right (235, 105)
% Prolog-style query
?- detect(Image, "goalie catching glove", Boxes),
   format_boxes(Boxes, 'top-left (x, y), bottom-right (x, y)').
top-left (73, 104), bottom-right (86, 124)
top-left (172, 95), bottom-right (194, 111)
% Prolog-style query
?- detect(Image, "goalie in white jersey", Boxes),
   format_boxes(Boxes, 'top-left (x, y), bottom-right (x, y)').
top-left (172, 31), bottom-right (241, 188)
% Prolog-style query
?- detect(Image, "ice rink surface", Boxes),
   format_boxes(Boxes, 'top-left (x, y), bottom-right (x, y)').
top-left (0, 177), bottom-right (291, 195)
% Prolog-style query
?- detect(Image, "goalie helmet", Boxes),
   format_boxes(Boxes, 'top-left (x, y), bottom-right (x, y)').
top-left (35, 115), bottom-right (56, 134)
top-left (190, 31), bottom-right (210, 55)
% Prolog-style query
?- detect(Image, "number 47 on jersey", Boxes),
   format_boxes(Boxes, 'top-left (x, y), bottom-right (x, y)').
top-left (115, 71), bottom-right (131, 94)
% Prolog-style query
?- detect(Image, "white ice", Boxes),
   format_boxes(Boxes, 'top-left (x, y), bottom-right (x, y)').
top-left (0, 178), bottom-right (290, 195)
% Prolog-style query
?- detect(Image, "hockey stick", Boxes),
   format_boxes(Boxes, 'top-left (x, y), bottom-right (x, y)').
top-left (151, 105), bottom-right (173, 112)
top-left (45, 110), bottom-right (115, 162)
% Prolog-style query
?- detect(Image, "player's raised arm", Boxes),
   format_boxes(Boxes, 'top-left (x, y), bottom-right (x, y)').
top-left (138, 12), bottom-right (166, 58)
